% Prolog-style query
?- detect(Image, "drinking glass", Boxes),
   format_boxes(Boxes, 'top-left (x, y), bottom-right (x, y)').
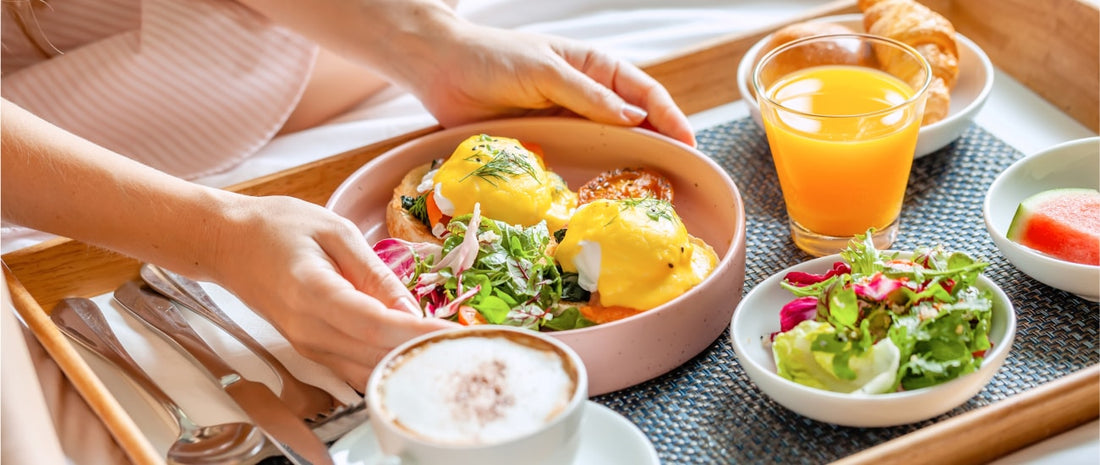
top-left (753, 33), bottom-right (931, 256)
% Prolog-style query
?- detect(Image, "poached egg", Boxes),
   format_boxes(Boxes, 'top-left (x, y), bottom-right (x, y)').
top-left (554, 198), bottom-right (718, 310)
top-left (427, 134), bottom-right (577, 232)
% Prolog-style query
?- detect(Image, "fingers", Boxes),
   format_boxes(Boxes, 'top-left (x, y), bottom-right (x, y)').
top-left (536, 56), bottom-right (636, 126)
top-left (611, 64), bottom-right (697, 147)
top-left (316, 217), bottom-right (421, 315)
top-left (221, 198), bottom-right (456, 389)
top-left (359, 251), bottom-right (422, 315)
top-left (549, 41), bottom-right (696, 147)
top-left (282, 282), bottom-right (456, 387)
top-left (321, 286), bottom-right (455, 349)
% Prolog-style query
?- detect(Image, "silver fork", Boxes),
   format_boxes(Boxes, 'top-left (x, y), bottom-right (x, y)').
top-left (139, 263), bottom-right (346, 424)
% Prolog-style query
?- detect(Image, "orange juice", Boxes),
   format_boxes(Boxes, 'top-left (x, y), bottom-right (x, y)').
top-left (761, 65), bottom-right (922, 237)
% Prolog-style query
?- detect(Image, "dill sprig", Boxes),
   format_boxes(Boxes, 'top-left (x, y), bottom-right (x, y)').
top-left (458, 137), bottom-right (542, 187)
top-left (621, 197), bottom-right (676, 222)
top-left (401, 194), bottom-right (430, 226)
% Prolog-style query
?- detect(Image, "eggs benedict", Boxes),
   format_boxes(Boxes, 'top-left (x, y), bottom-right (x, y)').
top-left (387, 134), bottom-right (577, 243)
top-left (554, 198), bottom-right (718, 320)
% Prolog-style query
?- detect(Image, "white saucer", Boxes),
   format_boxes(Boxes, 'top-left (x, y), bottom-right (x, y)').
top-left (329, 401), bottom-right (659, 465)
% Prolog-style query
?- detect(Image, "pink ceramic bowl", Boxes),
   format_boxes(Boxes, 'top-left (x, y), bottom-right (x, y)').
top-left (327, 117), bottom-right (747, 395)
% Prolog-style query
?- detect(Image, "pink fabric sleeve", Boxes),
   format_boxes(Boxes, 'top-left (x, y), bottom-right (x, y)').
top-left (1, 0), bottom-right (318, 180)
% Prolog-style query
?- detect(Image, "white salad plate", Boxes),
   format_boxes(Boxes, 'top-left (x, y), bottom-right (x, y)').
top-left (328, 401), bottom-right (659, 464)
top-left (735, 14), bottom-right (994, 158)
top-left (730, 253), bottom-right (1016, 428)
top-left (983, 137), bottom-right (1100, 301)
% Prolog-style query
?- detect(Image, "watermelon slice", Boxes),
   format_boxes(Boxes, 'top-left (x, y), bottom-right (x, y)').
top-left (1006, 188), bottom-right (1100, 266)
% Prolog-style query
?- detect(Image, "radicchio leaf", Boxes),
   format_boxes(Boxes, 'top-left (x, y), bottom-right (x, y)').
top-left (853, 272), bottom-right (903, 302)
top-left (780, 296), bottom-right (819, 332)
top-left (431, 203), bottom-right (482, 276)
top-left (372, 237), bottom-right (443, 284)
top-left (784, 261), bottom-right (851, 286)
top-left (425, 284), bottom-right (481, 319)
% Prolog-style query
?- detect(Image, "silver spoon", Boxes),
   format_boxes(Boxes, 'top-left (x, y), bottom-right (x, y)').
top-left (52, 297), bottom-right (266, 464)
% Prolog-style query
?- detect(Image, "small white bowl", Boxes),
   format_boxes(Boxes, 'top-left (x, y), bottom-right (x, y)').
top-left (983, 137), bottom-right (1100, 301)
top-left (735, 14), bottom-right (994, 158)
top-left (730, 253), bottom-right (1016, 427)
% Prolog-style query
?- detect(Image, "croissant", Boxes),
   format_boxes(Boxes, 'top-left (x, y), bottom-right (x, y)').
top-left (860, 0), bottom-right (959, 125)
top-left (756, 22), bottom-right (872, 86)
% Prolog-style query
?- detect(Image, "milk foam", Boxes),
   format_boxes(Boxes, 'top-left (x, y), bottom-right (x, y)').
top-left (379, 335), bottom-right (576, 445)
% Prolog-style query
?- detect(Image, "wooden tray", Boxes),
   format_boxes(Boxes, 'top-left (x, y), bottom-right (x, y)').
top-left (4, 1), bottom-right (1097, 463)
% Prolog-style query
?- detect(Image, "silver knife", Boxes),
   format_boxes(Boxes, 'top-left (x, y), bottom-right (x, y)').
top-left (113, 281), bottom-right (334, 465)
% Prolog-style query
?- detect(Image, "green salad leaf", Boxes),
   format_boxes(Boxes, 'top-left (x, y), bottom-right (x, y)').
top-left (771, 229), bottom-right (994, 394)
top-left (542, 306), bottom-right (597, 331)
top-left (773, 320), bottom-right (900, 394)
top-left (442, 215), bottom-right (556, 327)
top-left (440, 214), bottom-right (595, 331)
top-left (890, 286), bottom-right (992, 390)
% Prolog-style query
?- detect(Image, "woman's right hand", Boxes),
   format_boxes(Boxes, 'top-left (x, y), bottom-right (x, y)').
top-left (209, 194), bottom-right (457, 390)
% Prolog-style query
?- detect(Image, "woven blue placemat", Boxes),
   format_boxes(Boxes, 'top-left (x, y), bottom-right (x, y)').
top-left (591, 118), bottom-right (1100, 464)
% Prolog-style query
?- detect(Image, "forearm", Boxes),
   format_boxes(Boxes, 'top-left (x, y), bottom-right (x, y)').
top-left (0, 99), bottom-right (235, 280)
top-left (236, 0), bottom-right (462, 91)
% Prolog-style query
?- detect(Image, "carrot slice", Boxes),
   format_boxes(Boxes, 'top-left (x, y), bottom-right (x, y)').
top-left (425, 194), bottom-right (445, 228)
top-left (457, 306), bottom-right (487, 325)
top-left (579, 304), bottom-right (644, 325)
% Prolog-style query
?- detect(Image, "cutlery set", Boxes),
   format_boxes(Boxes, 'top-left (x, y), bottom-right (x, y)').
top-left (138, 264), bottom-right (344, 424)
top-left (52, 297), bottom-right (266, 464)
top-left (51, 264), bottom-right (352, 465)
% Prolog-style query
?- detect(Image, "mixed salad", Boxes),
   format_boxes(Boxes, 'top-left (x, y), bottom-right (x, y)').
top-left (374, 204), bottom-right (595, 331)
top-left (769, 231), bottom-right (994, 393)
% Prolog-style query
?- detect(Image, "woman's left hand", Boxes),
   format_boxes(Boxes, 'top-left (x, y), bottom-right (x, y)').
top-left (239, 0), bottom-right (696, 146)
top-left (408, 24), bottom-right (696, 147)
top-left (211, 195), bottom-right (456, 390)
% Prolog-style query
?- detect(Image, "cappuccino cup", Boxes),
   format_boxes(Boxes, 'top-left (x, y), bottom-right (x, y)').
top-left (366, 326), bottom-right (588, 465)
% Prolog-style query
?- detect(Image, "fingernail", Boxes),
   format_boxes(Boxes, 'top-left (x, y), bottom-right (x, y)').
top-left (621, 103), bottom-right (648, 123)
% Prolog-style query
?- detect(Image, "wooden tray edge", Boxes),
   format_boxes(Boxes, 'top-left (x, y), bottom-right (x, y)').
top-left (3, 264), bottom-right (164, 465)
top-left (835, 365), bottom-right (1100, 465)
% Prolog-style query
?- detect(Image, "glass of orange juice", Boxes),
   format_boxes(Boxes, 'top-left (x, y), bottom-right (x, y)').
top-left (753, 33), bottom-right (932, 256)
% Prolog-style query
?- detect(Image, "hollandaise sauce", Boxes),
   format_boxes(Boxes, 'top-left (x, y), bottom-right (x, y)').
top-left (761, 65), bottom-right (921, 237)
top-left (554, 199), bottom-right (716, 310)
top-left (431, 135), bottom-right (576, 231)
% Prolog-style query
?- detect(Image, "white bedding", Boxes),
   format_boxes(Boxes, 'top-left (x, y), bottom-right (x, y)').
top-left (194, 0), bottom-right (829, 188)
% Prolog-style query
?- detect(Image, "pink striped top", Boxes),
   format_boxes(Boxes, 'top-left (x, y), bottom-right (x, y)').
top-left (1, 0), bottom-right (318, 180)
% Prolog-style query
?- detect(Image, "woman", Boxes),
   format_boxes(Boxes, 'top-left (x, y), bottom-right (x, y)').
top-left (1, 0), bottom-right (693, 463)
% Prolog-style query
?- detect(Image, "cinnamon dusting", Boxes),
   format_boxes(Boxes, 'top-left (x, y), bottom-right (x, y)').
top-left (445, 358), bottom-right (516, 427)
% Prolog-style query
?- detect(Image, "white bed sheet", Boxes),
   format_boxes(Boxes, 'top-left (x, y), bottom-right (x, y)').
top-left (193, 0), bottom-right (832, 188)
top-left (188, 0), bottom-right (1098, 186)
